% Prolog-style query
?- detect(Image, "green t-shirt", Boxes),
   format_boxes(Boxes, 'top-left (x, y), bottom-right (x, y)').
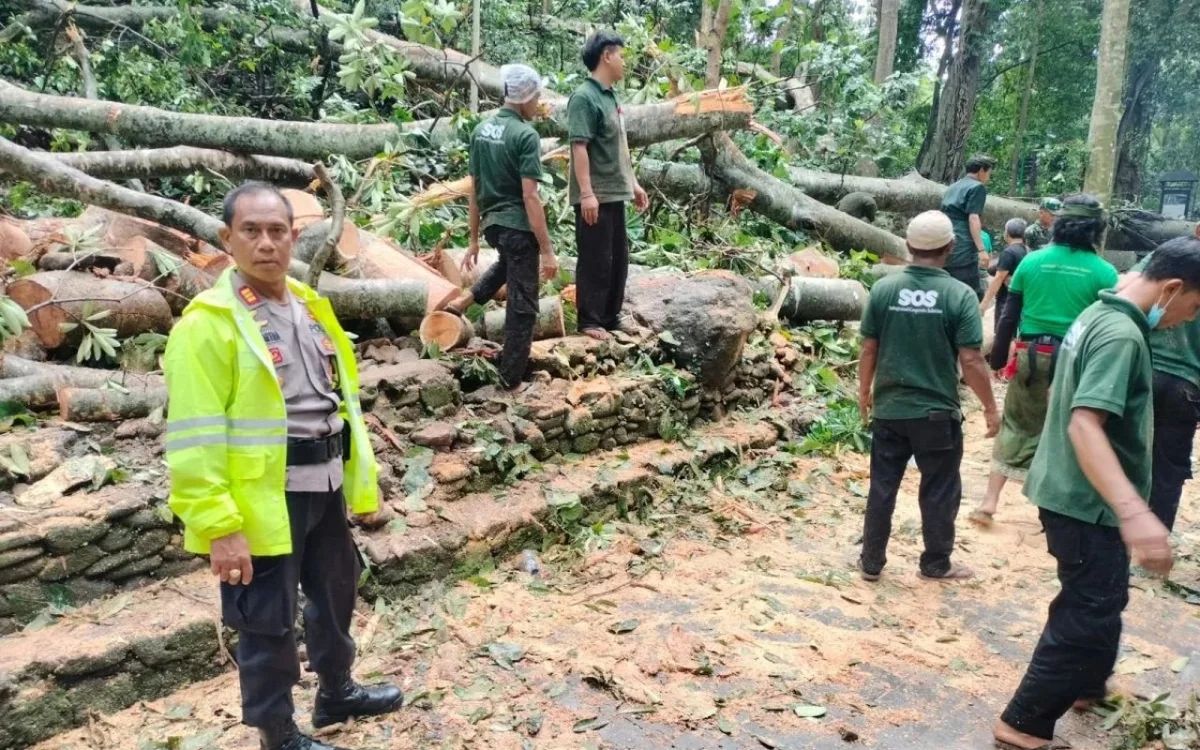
top-left (860, 265), bottom-right (984, 420)
top-left (567, 78), bottom-right (635, 205)
top-left (1024, 222), bottom-right (1051, 250)
top-left (940, 176), bottom-right (988, 269)
top-left (468, 108), bottom-right (543, 233)
top-left (1131, 252), bottom-right (1200, 387)
top-left (1024, 292), bottom-right (1153, 527)
top-left (1008, 243), bottom-right (1118, 338)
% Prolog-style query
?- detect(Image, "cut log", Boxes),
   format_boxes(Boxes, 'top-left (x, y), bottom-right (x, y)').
top-left (0, 218), bottom-right (32, 260)
top-left (754, 277), bottom-right (869, 322)
top-left (286, 261), bottom-right (429, 332)
top-left (441, 247), bottom-right (503, 299)
top-left (7, 271), bottom-right (174, 349)
top-left (419, 312), bottom-right (475, 351)
top-left (53, 147), bottom-right (315, 185)
top-left (36, 252), bottom-right (123, 272)
top-left (0, 356), bottom-right (163, 409)
top-left (481, 298), bottom-right (565, 345)
top-left (152, 262), bottom-right (215, 316)
top-left (57, 385), bottom-right (168, 422)
top-left (349, 234), bottom-right (459, 313)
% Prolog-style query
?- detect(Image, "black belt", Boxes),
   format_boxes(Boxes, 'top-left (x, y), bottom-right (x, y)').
top-left (1019, 334), bottom-right (1063, 387)
top-left (287, 431), bottom-right (347, 466)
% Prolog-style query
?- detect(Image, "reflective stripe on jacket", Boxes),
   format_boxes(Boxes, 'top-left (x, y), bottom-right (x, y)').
top-left (163, 267), bottom-right (378, 556)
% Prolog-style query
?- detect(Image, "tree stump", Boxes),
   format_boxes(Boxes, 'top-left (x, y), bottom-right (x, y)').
top-left (419, 312), bottom-right (474, 351)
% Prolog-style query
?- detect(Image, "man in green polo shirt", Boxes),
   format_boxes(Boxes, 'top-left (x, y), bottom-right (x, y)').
top-left (568, 31), bottom-right (649, 341)
top-left (442, 64), bottom-right (557, 390)
top-left (1122, 235), bottom-right (1200, 530)
top-left (993, 239), bottom-right (1200, 750)
top-left (857, 211), bottom-right (999, 583)
top-left (940, 155), bottom-right (995, 299)
top-left (1023, 197), bottom-right (1061, 250)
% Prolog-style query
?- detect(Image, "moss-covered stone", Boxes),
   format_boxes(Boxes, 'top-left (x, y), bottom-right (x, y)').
top-left (1, 580), bottom-right (47, 619)
top-left (106, 554), bottom-right (163, 581)
top-left (39, 546), bottom-right (106, 582)
top-left (123, 507), bottom-right (174, 530)
top-left (572, 434), bottom-right (601, 453)
top-left (54, 645), bottom-right (130, 678)
top-left (130, 618), bottom-right (218, 667)
top-left (97, 526), bottom-right (136, 553)
top-left (131, 529), bottom-right (171, 558)
top-left (43, 520), bottom-right (109, 555)
top-left (0, 533), bottom-right (41, 554)
top-left (565, 407), bottom-right (596, 436)
top-left (0, 557), bottom-right (43, 585)
top-left (418, 381), bottom-right (457, 411)
top-left (0, 546), bottom-right (42, 571)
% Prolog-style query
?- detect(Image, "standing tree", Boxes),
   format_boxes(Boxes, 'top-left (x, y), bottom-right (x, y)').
top-left (917, 0), bottom-right (991, 183)
top-left (1083, 0), bottom-right (1132, 204)
top-left (875, 0), bottom-right (901, 83)
top-left (1007, 0), bottom-right (1044, 195)
top-left (698, 0), bottom-right (736, 88)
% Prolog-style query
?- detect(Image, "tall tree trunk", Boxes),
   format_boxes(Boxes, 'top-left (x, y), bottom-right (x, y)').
top-left (1007, 0), bottom-right (1043, 196)
top-left (1083, 0), bottom-right (1132, 204)
top-left (698, 0), bottom-right (736, 88)
top-left (915, 0), bottom-right (962, 170)
top-left (1112, 59), bottom-right (1158, 204)
top-left (874, 0), bottom-right (900, 83)
top-left (917, 0), bottom-right (990, 183)
top-left (768, 2), bottom-right (795, 76)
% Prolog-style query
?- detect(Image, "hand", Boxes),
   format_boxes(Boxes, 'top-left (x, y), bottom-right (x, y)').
top-left (1119, 509), bottom-right (1173, 575)
top-left (461, 243), bottom-right (480, 272)
top-left (633, 184), bottom-right (649, 212)
top-left (540, 251), bottom-right (559, 281)
top-left (580, 194), bottom-right (599, 226)
top-left (979, 301), bottom-right (988, 315)
top-left (210, 532), bottom-right (253, 585)
top-left (858, 393), bottom-right (872, 425)
top-left (983, 407), bottom-right (1000, 438)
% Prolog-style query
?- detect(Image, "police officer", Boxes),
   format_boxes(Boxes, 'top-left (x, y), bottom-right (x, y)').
top-left (857, 211), bottom-right (1000, 582)
top-left (164, 183), bottom-right (401, 750)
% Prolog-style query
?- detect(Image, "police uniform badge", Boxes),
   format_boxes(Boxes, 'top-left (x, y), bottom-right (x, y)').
top-left (238, 285), bottom-right (264, 308)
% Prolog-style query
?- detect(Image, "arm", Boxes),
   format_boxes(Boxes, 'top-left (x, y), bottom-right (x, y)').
top-left (989, 291), bottom-right (1023, 371)
top-left (572, 142), bottom-right (599, 226)
top-left (1069, 408), bottom-right (1172, 573)
top-left (959, 348), bottom-right (999, 436)
top-left (970, 214), bottom-right (987, 265)
top-left (858, 338), bottom-right (879, 424)
top-left (980, 269), bottom-right (1009, 313)
top-left (464, 187), bottom-right (481, 270)
top-left (523, 177), bottom-right (557, 280)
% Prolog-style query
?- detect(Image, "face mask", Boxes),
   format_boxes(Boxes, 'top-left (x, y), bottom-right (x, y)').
top-left (1148, 288), bottom-right (1180, 328)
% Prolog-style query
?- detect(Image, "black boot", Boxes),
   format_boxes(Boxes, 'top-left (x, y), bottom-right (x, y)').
top-left (312, 671), bottom-right (403, 729)
top-left (258, 717), bottom-right (348, 750)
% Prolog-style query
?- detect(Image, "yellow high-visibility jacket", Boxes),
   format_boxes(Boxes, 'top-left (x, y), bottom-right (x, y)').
top-left (163, 268), bottom-right (378, 556)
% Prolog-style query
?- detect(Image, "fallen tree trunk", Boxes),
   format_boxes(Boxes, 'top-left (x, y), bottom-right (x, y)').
top-left (482, 298), bottom-right (565, 344)
top-left (0, 79), bottom-right (751, 160)
top-left (53, 147), bottom-right (315, 185)
top-left (8, 271), bottom-right (174, 349)
top-left (0, 356), bottom-right (163, 409)
top-left (754, 277), bottom-right (869, 322)
top-left (57, 385), bottom-right (168, 422)
top-left (286, 260), bottom-right (428, 332)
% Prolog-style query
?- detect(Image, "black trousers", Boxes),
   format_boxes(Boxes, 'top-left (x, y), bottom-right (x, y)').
top-left (221, 488), bottom-right (359, 727)
top-left (1001, 509), bottom-right (1130, 740)
top-left (473, 226), bottom-right (540, 388)
top-left (575, 201), bottom-right (628, 332)
top-left (860, 415), bottom-right (963, 577)
top-left (946, 264), bottom-right (983, 300)
top-left (1149, 371), bottom-right (1200, 531)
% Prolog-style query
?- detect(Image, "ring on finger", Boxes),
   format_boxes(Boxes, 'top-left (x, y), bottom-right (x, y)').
top-left (228, 568), bottom-right (243, 582)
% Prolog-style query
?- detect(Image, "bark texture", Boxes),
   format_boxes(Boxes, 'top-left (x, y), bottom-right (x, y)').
top-left (482, 298), bottom-right (565, 345)
top-left (1084, 0), bottom-right (1132, 204)
top-left (874, 0), bottom-right (900, 83)
top-left (57, 385), bottom-right (168, 422)
top-left (7, 272), bottom-right (174, 349)
top-left (1007, 0), bottom-right (1042, 195)
top-left (52, 147), bottom-right (315, 185)
top-left (918, 0), bottom-right (988, 183)
top-left (0, 355), bottom-right (163, 409)
top-left (698, 0), bottom-right (736, 87)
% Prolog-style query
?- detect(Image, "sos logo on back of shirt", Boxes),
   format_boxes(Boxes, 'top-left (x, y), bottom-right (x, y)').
top-left (897, 289), bottom-right (940, 308)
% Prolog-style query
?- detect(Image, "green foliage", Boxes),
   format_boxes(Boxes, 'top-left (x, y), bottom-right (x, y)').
top-left (121, 332), bottom-right (169, 373)
top-left (465, 423), bottom-right (539, 484)
top-left (329, 1), bottom-right (414, 107)
top-left (1098, 693), bottom-right (1200, 750)
top-left (59, 306), bottom-right (120, 364)
top-left (838, 249), bottom-right (881, 288)
top-left (0, 296), bottom-right (31, 346)
top-left (792, 399), bottom-right (869, 455)
top-left (631, 353), bottom-right (695, 399)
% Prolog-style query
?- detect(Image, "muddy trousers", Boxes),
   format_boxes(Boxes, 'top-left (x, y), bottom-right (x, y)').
top-left (473, 226), bottom-right (540, 388)
top-left (860, 415), bottom-right (963, 578)
top-left (574, 201), bottom-right (628, 332)
top-left (1000, 509), bottom-right (1130, 741)
top-left (220, 488), bottom-right (359, 727)
top-left (1149, 371), bottom-right (1200, 531)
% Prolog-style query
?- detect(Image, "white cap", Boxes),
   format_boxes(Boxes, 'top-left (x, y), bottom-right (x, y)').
top-left (501, 64), bottom-right (543, 105)
top-left (907, 210), bottom-right (955, 251)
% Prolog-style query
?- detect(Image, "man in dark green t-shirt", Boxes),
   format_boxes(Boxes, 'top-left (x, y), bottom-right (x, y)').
top-left (993, 241), bottom-right (1200, 750)
top-left (1123, 236), bottom-right (1200, 531)
top-left (442, 64), bottom-right (557, 390)
top-left (939, 155), bottom-right (995, 299)
top-left (567, 31), bottom-right (649, 341)
top-left (858, 211), bottom-right (999, 582)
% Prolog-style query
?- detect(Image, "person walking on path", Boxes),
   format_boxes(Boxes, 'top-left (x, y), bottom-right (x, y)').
top-left (568, 31), bottom-right (649, 341)
top-left (1119, 236), bottom-right (1200, 531)
top-left (980, 218), bottom-right (1030, 328)
top-left (991, 241), bottom-right (1200, 750)
top-left (940, 155), bottom-right (995, 299)
top-left (857, 211), bottom-right (1000, 583)
top-left (163, 183), bottom-right (401, 750)
top-left (970, 194), bottom-right (1118, 527)
top-left (440, 64), bottom-right (558, 390)
top-left (1023, 197), bottom-right (1062, 250)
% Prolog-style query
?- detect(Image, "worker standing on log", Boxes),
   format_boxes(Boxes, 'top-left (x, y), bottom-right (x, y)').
top-left (162, 183), bottom-right (401, 750)
top-left (971, 194), bottom-right (1117, 527)
top-left (1023, 197), bottom-right (1062, 250)
top-left (857, 211), bottom-right (999, 583)
top-left (992, 241), bottom-right (1200, 750)
top-left (1118, 236), bottom-right (1200, 531)
top-left (568, 31), bottom-right (649, 341)
top-left (442, 64), bottom-right (558, 390)
top-left (940, 155), bottom-right (995, 299)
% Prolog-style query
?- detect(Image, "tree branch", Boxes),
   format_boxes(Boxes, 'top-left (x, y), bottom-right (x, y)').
top-left (51, 147), bottom-right (316, 185)
top-left (306, 163), bottom-right (344, 289)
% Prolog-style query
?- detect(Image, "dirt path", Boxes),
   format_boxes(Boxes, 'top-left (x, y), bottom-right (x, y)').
top-left (41, 401), bottom-right (1200, 750)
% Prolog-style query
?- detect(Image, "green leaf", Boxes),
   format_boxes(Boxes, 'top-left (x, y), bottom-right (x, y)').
top-left (572, 716), bottom-right (609, 733)
top-left (1171, 656), bottom-right (1190, 673)
top-left (9, 443), bottom-right (29, 476)
top-left (485, 641), bottom-right (526, 670)
top-left (793, 703), bottom-right (827, 718)
top-left (717, 716), bottom-right (735, 735)
top-left (608, 619), bottom-right (640, 634)
top-left (657, 330), bottom-right (680, 346)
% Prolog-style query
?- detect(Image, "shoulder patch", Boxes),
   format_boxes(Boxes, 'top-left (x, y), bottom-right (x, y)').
top-left (237, 285), bottom-right (264, 308)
